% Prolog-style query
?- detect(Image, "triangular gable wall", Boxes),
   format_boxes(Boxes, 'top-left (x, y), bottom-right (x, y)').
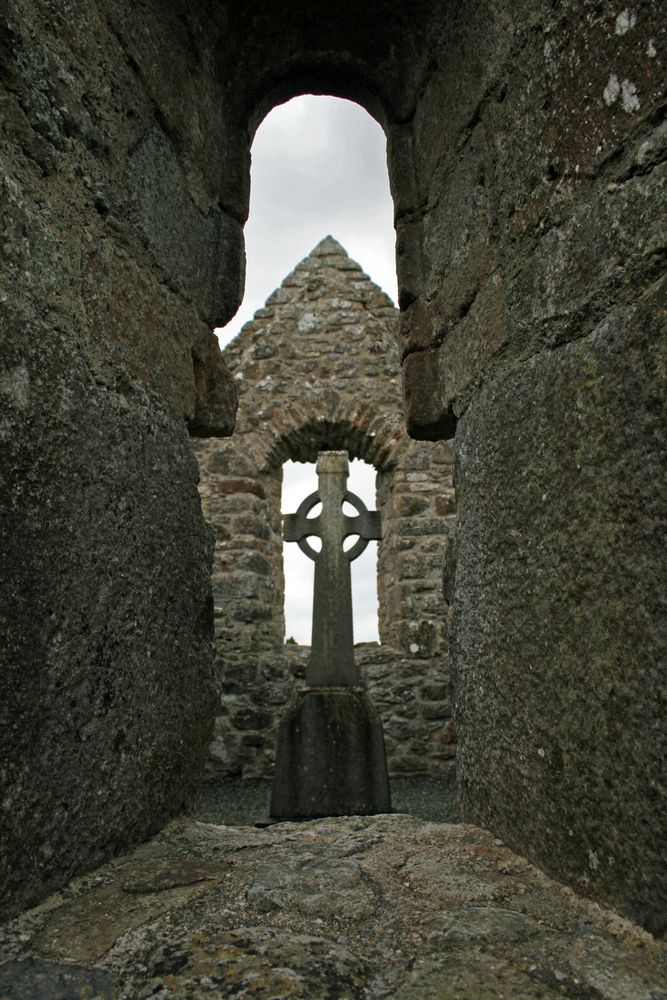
top-left (194, 239), bottom-right (456, 780)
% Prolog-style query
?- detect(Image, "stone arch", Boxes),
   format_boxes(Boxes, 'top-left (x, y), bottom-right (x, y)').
top-left (221, 6), bottom-right (426, 138)
top-left (216, 30), bottom-right (434, 424)
top-left (247, 70), bottom-right (390, 139)
top-left (262, 414), bottom-right (404, 473)
top-left (195, 238), bottom-right (456, 781)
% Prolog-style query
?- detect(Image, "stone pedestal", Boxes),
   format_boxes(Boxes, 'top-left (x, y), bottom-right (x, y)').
top-left (270, 688), bottom-right (391, 818)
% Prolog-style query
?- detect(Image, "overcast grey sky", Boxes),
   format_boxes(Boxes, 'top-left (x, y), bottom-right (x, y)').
top-left (216, 95), bottom-right (397, 644)
top-left (218, 95), bottom-right (396, 344)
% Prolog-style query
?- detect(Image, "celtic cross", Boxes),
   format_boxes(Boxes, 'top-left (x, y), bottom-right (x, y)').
top-left (283, 451), bottom-right (381, 686)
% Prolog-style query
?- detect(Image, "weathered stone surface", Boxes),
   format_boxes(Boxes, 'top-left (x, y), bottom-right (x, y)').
top-left (124, 128), bottom-right (245, 327)
top-left (397, 1), bottom-right (666, 428)
top-left (1, 0), bottom-right (236, 923)
top-left (2, 0), bottom-right (664, 941)
top-left (0, 310), bottom-right (217, 921)
top-left (79, 233), bottom-right (235, 432)
top-left (451, 276), bottom-right (667, 936)
top-left (0, 0), bottom-right (238, 428)
top-left (385, 0), bottom-right (666, 932)
top-left (0, 958), bottom-right (117, 1000)
top-left (1, 817), bottom-right (665, 998)
top-left (195, 239), bottom-right (455, 781)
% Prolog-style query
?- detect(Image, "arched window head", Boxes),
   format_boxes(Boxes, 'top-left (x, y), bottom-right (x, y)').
top-left (216, 94), bottom-right (396, 348)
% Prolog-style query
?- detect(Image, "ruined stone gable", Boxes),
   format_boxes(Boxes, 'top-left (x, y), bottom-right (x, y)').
top-left (195, 237), bottom-right (456, 780)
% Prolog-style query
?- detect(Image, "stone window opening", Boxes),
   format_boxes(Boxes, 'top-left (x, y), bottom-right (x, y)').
top-left (282, 456), bottom-right (380, 647)
top-left (214, 94), bottom-right (396, 350)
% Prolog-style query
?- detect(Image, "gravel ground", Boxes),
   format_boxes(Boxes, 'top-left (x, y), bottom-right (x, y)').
top-left (194, 776), bottom-right (459, 826)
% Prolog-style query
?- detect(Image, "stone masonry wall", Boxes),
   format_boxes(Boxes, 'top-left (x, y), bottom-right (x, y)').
top-left (194, 238), bottom-right (456, 780)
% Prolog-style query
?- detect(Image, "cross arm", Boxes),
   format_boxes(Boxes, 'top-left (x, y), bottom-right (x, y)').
top-left (284, 512), bottom-right (317, 543)
top-left (343, 510), bottom-right (381, 542)
top-left (283, 489), bottom-right (322, 545)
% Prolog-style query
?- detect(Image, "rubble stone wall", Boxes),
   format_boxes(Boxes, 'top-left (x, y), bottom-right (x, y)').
top-left (194, 239), bottom-right (456, 780)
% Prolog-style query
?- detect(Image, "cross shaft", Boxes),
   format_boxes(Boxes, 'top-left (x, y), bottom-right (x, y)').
top-left (284, 451), bottom-right (381, 686)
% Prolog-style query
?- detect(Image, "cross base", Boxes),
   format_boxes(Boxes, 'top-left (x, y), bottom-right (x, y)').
top-left (270, 688), bottom-right (391, 819)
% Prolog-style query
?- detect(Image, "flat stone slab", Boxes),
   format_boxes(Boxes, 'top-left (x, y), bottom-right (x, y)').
top-left (0, 817), bottom-right (664, 998)
top-left (0, 957), bottom-right (117, 999)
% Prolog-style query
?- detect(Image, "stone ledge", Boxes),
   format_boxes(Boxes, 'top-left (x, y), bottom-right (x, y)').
top-left (1, 816), bottom-right (663, 998)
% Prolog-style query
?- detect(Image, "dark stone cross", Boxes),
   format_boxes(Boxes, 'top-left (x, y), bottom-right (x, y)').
top-left (283, 450), bottom-right (381, 687)
top-left (270, 450), bottom-right (390, 819)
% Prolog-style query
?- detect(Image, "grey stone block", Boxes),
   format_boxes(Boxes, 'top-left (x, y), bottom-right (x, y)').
top-left (270, 689), bottom-right (391, 818)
